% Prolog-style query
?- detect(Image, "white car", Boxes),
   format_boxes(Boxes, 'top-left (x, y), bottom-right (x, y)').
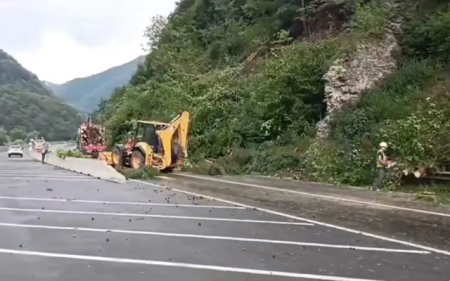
top-left (8, 145), bottom-right (23, 158)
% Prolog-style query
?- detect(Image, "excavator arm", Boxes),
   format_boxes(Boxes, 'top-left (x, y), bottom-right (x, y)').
top-left (156, 111), bottom-right (190, 169)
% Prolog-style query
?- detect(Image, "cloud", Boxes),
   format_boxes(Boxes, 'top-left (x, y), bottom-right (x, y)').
top-left (0, 0), bottom-right (177, 83)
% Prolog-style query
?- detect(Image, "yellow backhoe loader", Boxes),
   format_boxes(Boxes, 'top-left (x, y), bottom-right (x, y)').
top-left (101, 111), bottom-right (190, 171)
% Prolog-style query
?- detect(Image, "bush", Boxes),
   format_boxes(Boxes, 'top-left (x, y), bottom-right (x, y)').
top-left (303, 140), bottom-right (341, 183)
top-left (337, 144), bottom-right (375, 186)
top-left (249, 144), bottom-right (305, 177)
top-left (256, 40), bottom-right (339, 139)
top-left (185, 160), bottom-right (227, 176)
top-left (56, 149), bottom-right (85, 159)
top-left (118, 167), bottom-right (160, 179)
top-left (403, 10), bottom-right (450, 62)
top-left (332, 108), bottom-right (374, 143)
top-left (217, 148), bottom-right (254, 174)
top-left (351, 0), bottom-right (389, 39)
top-left (378, 99), bottom-right (450, 170)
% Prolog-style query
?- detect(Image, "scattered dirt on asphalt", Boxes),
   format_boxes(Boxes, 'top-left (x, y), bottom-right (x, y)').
top-left (155, 174), bottom-right (450, 251)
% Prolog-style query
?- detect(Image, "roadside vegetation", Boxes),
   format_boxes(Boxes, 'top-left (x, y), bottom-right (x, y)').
top-left (117, 166), bottom-right (160, 180)
top-left (96, 0), bottom-right (450, 198)
top-left (56, 149), bottom-right (86, 159)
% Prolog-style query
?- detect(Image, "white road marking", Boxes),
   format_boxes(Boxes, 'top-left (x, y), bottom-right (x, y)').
top-left (0, 207), bottom-right (313, 226)
top-left (0, 169), bottom-right (69, 172)
top-left (0, 174), bottom-right (88, 178)
top-left (0, 248), bottom-right (383, 281)
top-left (176, 174), bottom-right (450, 218)
top-left (0, 222), bottom-right (429, 254)
top-left (155, 176), bottom-right (174, 180)
top-left (0, 170), bottom-right (58, 173)
top-left (0, 177), bottom-right (99, 182)
top-left (132, 180), bottom-right (450, 256)
top-left (0, 196), bottom-right (245, 210)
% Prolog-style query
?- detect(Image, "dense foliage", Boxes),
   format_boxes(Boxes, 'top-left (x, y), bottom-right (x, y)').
top-left (98, 0), bottom-right (349, 144)
top-left (97, 0), bottom-right (450, 188)
top-left (0, 50), bottom-right (84, 142)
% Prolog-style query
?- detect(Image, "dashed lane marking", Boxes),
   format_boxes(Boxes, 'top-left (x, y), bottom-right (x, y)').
top-left (0, 196), bottom-right (245, 210)
top-left (0, 222), bottom-right (429, 254)
top-left (132, 180), bottom-right (450, 256)
top-left (0, 207), bottom-right (313, 226)
top-left (0, 248), bottom-right (383, 281)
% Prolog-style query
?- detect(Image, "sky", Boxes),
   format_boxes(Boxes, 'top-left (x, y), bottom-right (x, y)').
top-left (0, 0), bottom-right (177, 84)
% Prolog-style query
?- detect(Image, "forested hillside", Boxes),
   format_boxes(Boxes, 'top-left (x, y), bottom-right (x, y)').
top-left (0, 49), bottom-right (84, 143)
top-left (49, 56), bottom-right (145, 112)
top-left (97, 0), bottom-right (450, 188)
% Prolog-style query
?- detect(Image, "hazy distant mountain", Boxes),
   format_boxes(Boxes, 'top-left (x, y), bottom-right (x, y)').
top-left (0, 49), bottom-right (84, 141)
top-left (0, 50), bottom-right (53, 97)
top-left (49, 56), bottom-right (145, 113)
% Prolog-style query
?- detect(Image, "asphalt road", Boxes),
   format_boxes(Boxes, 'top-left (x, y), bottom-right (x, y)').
top-left (0, 153), bottom-right (448, 281)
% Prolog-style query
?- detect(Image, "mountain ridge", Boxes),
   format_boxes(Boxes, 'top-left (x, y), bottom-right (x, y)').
top-left (49, 55), bottom-right (145, 113)
top-left (0, 49), bottom-right (54, 97)
top-left (0, 49), bottom-right (84, 142)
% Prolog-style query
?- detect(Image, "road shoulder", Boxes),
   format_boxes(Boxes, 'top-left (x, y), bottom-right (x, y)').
top-left (141, 173), bottom-right (450, 252)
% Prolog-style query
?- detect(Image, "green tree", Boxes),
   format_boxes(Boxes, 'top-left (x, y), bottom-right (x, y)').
top-left (9, 128), bottom-right (27, 141)
top-left (0, 128), bottom-right (8, 145)
top-left (403, 10), bottom-right (450, 62)
top-left (27, 130), bottom-right (40, 141)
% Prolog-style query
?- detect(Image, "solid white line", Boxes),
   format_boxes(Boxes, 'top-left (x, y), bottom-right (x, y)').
top-left (0, 174), bottom-right (87, 178)
top-left (132, 180), bottom-right (450, 256)
top-left (0, 207), bottom-right (313, 226)
top-left (0, 196), bottom-right (245, 210)
top-left (0, 170), bottom-right (60, 173)
top-left (0, 248), bottom-right (382, 281)
top-left (0, 222), bottom-right (429, 254)
top-left (156, 176), bottom-right (174, 180)
top-left (0, 177), bottom-right (98, 181)
top-left (176, 174), bottom-right (450, 218)
top-left (0, 169), bottom-right (69, 172)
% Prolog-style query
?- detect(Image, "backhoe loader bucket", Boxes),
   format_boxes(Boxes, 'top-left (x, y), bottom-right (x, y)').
top-left (99, 151), bottom-right (114, 166)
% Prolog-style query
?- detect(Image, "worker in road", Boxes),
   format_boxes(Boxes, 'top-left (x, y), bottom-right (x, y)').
top-left (41, 141), bottom-right (49, 163)
top-left (372, 141), bottom-right (389, 191)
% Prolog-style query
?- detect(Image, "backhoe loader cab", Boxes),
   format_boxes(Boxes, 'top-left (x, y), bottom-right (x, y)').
top-left (135, 121), bottom-right (167, 154)
top-left (110, 111), bottom-right (190, 171)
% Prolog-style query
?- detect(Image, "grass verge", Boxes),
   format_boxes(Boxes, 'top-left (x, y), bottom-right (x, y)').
top-left (117, 166), bottom-right (160, 180)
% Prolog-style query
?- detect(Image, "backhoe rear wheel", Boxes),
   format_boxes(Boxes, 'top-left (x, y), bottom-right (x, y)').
top-left (131, 150), bottom-right (145, 170)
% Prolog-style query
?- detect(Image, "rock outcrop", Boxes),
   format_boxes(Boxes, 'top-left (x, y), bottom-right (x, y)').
top-left (316, 33), bottom-right (400, 138)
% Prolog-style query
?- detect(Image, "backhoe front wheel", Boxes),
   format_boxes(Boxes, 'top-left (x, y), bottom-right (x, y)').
top-left (131, 150), bottom-right (145, 170)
